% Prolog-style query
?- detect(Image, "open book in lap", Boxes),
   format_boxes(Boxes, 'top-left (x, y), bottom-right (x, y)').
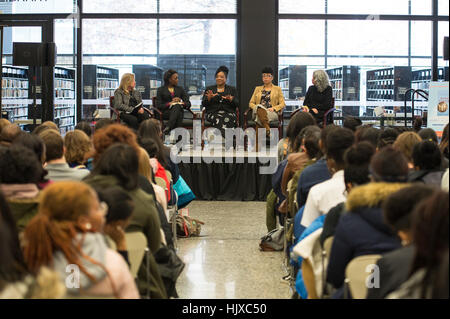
top-left (126, 102), bottom-right (143, 114)
top-left (169, 102), bottom-right (184, 109)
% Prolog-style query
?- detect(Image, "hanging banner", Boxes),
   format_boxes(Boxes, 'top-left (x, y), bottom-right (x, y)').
top-left (427, 81), bottom-right (449, 138)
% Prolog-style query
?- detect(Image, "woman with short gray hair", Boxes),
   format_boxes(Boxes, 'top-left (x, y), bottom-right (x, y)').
top-left (303, 70), bottom-right (333, 126)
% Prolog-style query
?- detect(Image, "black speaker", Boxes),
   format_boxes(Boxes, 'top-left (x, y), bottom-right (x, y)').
top-left (444, 37), bottom-right (449, 61)
top-left (13, 42), bottom-right (57, 67)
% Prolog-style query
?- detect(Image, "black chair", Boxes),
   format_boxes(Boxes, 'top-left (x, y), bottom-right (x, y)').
top-left (151, 97), bottom-right (197, 132)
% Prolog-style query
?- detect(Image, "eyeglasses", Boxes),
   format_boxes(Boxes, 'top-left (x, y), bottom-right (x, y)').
top-left (262, 74), bottom-right (273, 78)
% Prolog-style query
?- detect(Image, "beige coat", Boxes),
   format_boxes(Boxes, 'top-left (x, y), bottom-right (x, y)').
top-left (249, 85), bottom-right (286, 113)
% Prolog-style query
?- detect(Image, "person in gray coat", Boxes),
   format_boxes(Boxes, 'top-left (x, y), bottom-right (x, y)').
top-left (114, 73), bottom-right (150, 130)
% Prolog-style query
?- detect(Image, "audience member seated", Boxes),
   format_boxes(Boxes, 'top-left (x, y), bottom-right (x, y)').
top-left (94, 119), bottom-right (115, 132)
top-left (0, 191), bottom-right (66, 299)
top-left (64, 130), bottom-right (94, 170)
top-left (75, 121), bottom-right (93, 138)
top-left (367, 185), bottom-right (435, 299)
top-left (38, 129), bottom-right (89, 181)
top-left (439, 123), bottom-right (449, 160)
top-left (387, 191), bottom-right (448, 299)
top-left (343, 116), bottom-right (362, 132)
top-left (320, 141), bottom-right (376, 246)
top-left (95, 186), bottom-right (135, 265)
top-left (408, 140), bottom-right (444, 186)
top-left (31, 121), bottom-right (59, 136)
top-left (201, 66), bottom-right (239, 137)
top-left (0, 124), bottom-right (21, 146)
top-left (0, 145), bottom-right (43, 231)
top-left (0, 118), bottom-right (11, 134)
top-left (114, 73), bottom-right (150, 130)
top-left (277, 112), bottom-right (316, 162)
top-left (418, 127), bottom-right (438, 144)
top-left (326, 146), bottom-right (409, 298)
top-left (249, 66), bottom-right (286, 138)
top-left (302, 70), bottom-right (333, 126)
top-left (296, 125), bottom-right (336, 209)
top-left (300, 127), bottom-right (355, 228)
top-left (377, 127), bottom-right (399, 150)
top-left (23, 181), bottom-right (139, 299)
top-left (156, 69), bottom-right (191, 135)
top-left (358, 126), bottom-right (380, 148)
top-left (393, 131), bottom-right (422, 170)
top-left (138, 119), bottom-right (180, 184)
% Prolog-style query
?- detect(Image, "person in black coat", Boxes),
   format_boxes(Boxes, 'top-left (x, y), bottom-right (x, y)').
top-left (202, 66), bottom-right (239, 137)
top-left (366, 185), bottom-right (435, 299)
top-left (156, 69), bottom-right (191, 135)
top-left (303, 70), bottom-right (333, 126)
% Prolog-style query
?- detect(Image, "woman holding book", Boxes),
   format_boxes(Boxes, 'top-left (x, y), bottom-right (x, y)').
top-left (249, 66), bottom-right (286, 138)
top-left (114, 73), bottom-right (150, 130)
top-left (156, 69), bottom-right (191, 135)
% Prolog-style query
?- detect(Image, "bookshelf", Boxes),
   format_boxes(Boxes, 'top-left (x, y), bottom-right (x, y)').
top-left (1, 66), bottom-right (29, 123)
top-left (132, 65), bottom-right (163, 101)
top-left (279, 65), bottom-right (307, 100)
top-left (411, 67), bottom-right (449, 100)
top-left (83, 65), bottom-right (119, 119)
top-left (326, 66), bottom-right (360, 101)
top-left (366, 66), bottom-right (412, 102)
top-left (54, 67), bottom-right (76, 135)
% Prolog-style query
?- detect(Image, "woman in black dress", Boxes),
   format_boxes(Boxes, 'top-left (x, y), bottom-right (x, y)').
top-left (156, 69), bottom-right (191, 135)
top-left (201, 66), bottom-right (239, 137)
top-left (303, 70), bottom-right (333, 126)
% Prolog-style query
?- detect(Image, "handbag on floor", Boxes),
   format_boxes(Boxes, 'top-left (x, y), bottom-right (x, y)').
top-left (259, 227), bottom-right (284, 251)
top-left (176, 210), bottom-right (204, 238)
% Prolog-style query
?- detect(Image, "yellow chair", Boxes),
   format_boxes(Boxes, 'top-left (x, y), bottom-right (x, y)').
top-left (125, 232), bottom-right (148, 279)
top-left (155, 177), bottom-right (168, 191)
top-left (345, 255), bottom-right (382, 299)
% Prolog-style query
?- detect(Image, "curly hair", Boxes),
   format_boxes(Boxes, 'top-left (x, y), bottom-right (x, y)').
top-left (0, 145), bottom-right (43, 184)
top-left (313, 70), bottom-right (331, 93)
top-left (64, 130), bottom-right (92, 166)
top-left (92, 124), bottom-right (140, 163)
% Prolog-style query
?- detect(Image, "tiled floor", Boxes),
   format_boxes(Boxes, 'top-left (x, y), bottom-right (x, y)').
top-left (176, 201), bottom-right (292, 299)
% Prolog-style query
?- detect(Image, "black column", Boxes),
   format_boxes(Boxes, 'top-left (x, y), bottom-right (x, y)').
top-left (431, 0), bottom-right (438, 81)
top-left (42, 20), bottom-right (54, 123)
top-left (238, 0), bottom-right (278, 123)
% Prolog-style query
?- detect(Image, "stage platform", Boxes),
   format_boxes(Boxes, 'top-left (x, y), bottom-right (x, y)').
top-left (172, 146), bottom-right (278, 201)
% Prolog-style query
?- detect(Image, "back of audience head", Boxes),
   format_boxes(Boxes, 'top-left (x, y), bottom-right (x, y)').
top-left (138, 119), bottom-right (169, 168)
top-left (91, 143), bottom-right (139, 191)
top-left (410, 191), bottom-right (449, 298)
top-left (23, 181), bottom-right (104, 274)
top-left (319, 124), bottom-right (337, 154)
top-left (393, 131), bottom-right (422, 166)
top-left (64, 130), bottom-right (92, 166)
top-left (412, 140), bottom-right (442, 171)
top-left (75, 121), bottom-right (92, 138)
top-left (294, 125), bottom-right (322, 159)
top-left (413, 116), bottom-right (424, 132)
top-left (95, 186), bottom-right (134, 225)
top-left (418, 128), bottom-right (438, 144)
top-left (0, 118), bottom-right (11, 134)
top-left (359, 127), bottom-right (381, 148)
top-left (377, 127), bottom-right (399, 150)
top-left (138, 147), bottom-right (153, 182)
top-left (439, 123), bottom-right (449, 159)
top-left (0, 124), bottom-right (21, 146)
top-left (383, 185), bottom-right (435, 245)
top-left (94, 119), bottom-right (115, 132)
top-left (32, 122), bottom-right (59, 136)
top-left (325, 127), bottom-right (355, 172)
top-left (12, 132), bottom-right (46, 165)
top-left (92, 123), bottom-right (140, 163)
top-left (343, 116), bottom-right (362, 132)
top-left (370, 146), bottom-right (409, 183)
top-left (344, 141), bottom-right (376, 192)
top-left (0, 145), bottom-right (43, 185)
top-left (286, 112), bottom-right (316, 150)
top-left (38, 129), bottom-right (64, 163)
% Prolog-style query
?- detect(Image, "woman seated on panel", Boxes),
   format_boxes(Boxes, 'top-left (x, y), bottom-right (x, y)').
top-left (302, 70), bottom-right (333, 126)
top-left (114, 73), bottom-right (150, 130)
top-left (156, 69), bottom-right (191, 135)
top-left (249, 66), bottom-right (286, 138)
top-left (201, 66), bottom-right (239, 137)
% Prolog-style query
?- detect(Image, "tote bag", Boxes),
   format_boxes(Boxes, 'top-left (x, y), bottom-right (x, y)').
top-left (173, 175), bottom-right (195, 209)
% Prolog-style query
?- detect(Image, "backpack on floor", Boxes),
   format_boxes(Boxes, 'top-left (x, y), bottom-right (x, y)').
top-left (259, 227), bottom-right (284, 251)
top-left (176, 210), bottom-right (204, 238)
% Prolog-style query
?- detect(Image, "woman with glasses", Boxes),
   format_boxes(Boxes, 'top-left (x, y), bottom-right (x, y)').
top-left (249, 66), bottom-right (286, 138)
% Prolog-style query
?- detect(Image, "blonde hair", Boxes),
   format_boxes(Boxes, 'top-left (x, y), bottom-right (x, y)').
top-left (119, 73), bottom-right (135, 95)
top-left (313, 70), bottom-right (331, 93)
top-left (393, 131), bottom-right (422, 163)
top-left (138, 146), bottom-right (152, 182)
top-left (64, 129), bottom-right (92, 165)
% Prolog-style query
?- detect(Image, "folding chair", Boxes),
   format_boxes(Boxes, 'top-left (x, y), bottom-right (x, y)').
top-left (124, 232), bottom-right (148, 279)
top-left (345, 254), bottom-right (382, 299)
